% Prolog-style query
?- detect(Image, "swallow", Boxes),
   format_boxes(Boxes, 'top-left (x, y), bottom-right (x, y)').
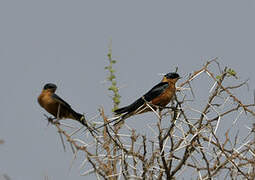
top-left (96, 72), bottom-right (180, 129)
top-left (38, 83), bottom-right (90, 128)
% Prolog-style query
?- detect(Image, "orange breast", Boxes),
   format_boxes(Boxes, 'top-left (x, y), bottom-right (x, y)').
top-left (38, 91), bottom-right (73, 119)
top-left (38, 92), bottom-right (58, 117)
top-left (151, 84), bottom-right (175, 107)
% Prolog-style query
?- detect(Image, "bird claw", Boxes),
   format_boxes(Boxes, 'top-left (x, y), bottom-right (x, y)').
top-left (43, 114), bottom-right (58, 125)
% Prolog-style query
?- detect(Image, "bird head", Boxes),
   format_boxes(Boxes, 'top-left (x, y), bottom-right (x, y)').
top-left (162, 72), bottom-right (180, 83)
top-left (43, 83), bottom-right (57, 92)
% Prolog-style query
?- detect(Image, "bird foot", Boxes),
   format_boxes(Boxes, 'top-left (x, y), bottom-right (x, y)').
top-left (43, 114), bottom-right (59, 125)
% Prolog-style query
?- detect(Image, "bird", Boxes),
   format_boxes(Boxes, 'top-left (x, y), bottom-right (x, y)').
top-left (96, 72), bottom-right (180, 129)
top-left (38, 83), bottom-right (93, 130)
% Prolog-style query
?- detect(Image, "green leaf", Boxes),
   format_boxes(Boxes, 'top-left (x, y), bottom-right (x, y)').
top-left (110, 75), bottom-right (116, 80)
top-left (110, 69), bottom-right (115, 73)
top-left (227, 68), bottom-right (236, 76)
top-left (216, 75), bottom-right (221, 80)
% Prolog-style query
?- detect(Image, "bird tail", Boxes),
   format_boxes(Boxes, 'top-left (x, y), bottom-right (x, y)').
top-left (114, 106), bottom-right (130, 115)
top-left (114, 98), bottom-right (145, 115)
top-left (70, 110), bottom-right (98, 135)
top-left (96, 98), bottom-right (147, 130)
top-left (95, 107), bottom-right (130, 130)
top-left (70, 110), bottom-right (84, 123)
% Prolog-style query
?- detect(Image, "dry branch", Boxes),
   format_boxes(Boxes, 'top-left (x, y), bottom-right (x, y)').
top-left (46, 59), bottom-right (255, 179)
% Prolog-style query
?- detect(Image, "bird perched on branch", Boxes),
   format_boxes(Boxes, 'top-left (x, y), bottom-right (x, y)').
top-left (96, 72), bottom-right (180, 129)
top-left (38, 83), bottom-right (89, 127)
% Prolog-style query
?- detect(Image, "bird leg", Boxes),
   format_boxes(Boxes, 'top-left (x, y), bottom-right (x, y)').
top-left (44, 114), bottom-right (57, 125)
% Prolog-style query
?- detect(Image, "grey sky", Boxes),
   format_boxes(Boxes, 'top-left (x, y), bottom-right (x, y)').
top-left (1, 1), bottom-right (255, 179)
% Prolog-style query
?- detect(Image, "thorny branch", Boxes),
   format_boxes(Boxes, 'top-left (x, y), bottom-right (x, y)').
top-left (46, 59), bottom-right (255, 179)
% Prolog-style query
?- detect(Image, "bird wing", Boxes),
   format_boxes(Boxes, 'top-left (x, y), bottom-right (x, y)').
top-left (51, 93), bottom-right (72, 109)
top-left (114, 82), bottom-right (169, 115)
top-left (143, 82), bottom-right (169, 101)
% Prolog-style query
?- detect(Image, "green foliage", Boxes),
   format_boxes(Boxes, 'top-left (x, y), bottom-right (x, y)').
top-left (216, 75), bottom-right (221, 80)
top-left (226, 68), bottom-right (237, 77)
top-left (105, 43), bottom-right (121, 112)
top-left (216, 67), bottom-right (237, 80)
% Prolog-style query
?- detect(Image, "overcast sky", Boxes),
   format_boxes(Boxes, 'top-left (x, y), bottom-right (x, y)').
top-left (1, 1), bottom-right (255, 180)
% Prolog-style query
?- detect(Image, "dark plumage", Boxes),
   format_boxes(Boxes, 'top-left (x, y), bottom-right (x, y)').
top-left (96, 72), bottom-right (180, 129)
top-left (114, 72), bottom-right (180, 117)
top-left (114, 82), bottom-right (169, 115)
top-left (38, 83), bottom-right (86, 126)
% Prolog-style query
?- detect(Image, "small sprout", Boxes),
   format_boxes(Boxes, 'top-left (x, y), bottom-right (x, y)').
top-left (216, 75), bottom-right (222, 80)
top-left (227, 68), bottom-right (237, 77)
top-left (109, 69), bottom-right (115, 74)
top-left (105, 42), bottom-right (121, 112)
top-left (113, 97), bottom-right (120, 104)
top-left (107, 74), bottom-right (116, 81)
